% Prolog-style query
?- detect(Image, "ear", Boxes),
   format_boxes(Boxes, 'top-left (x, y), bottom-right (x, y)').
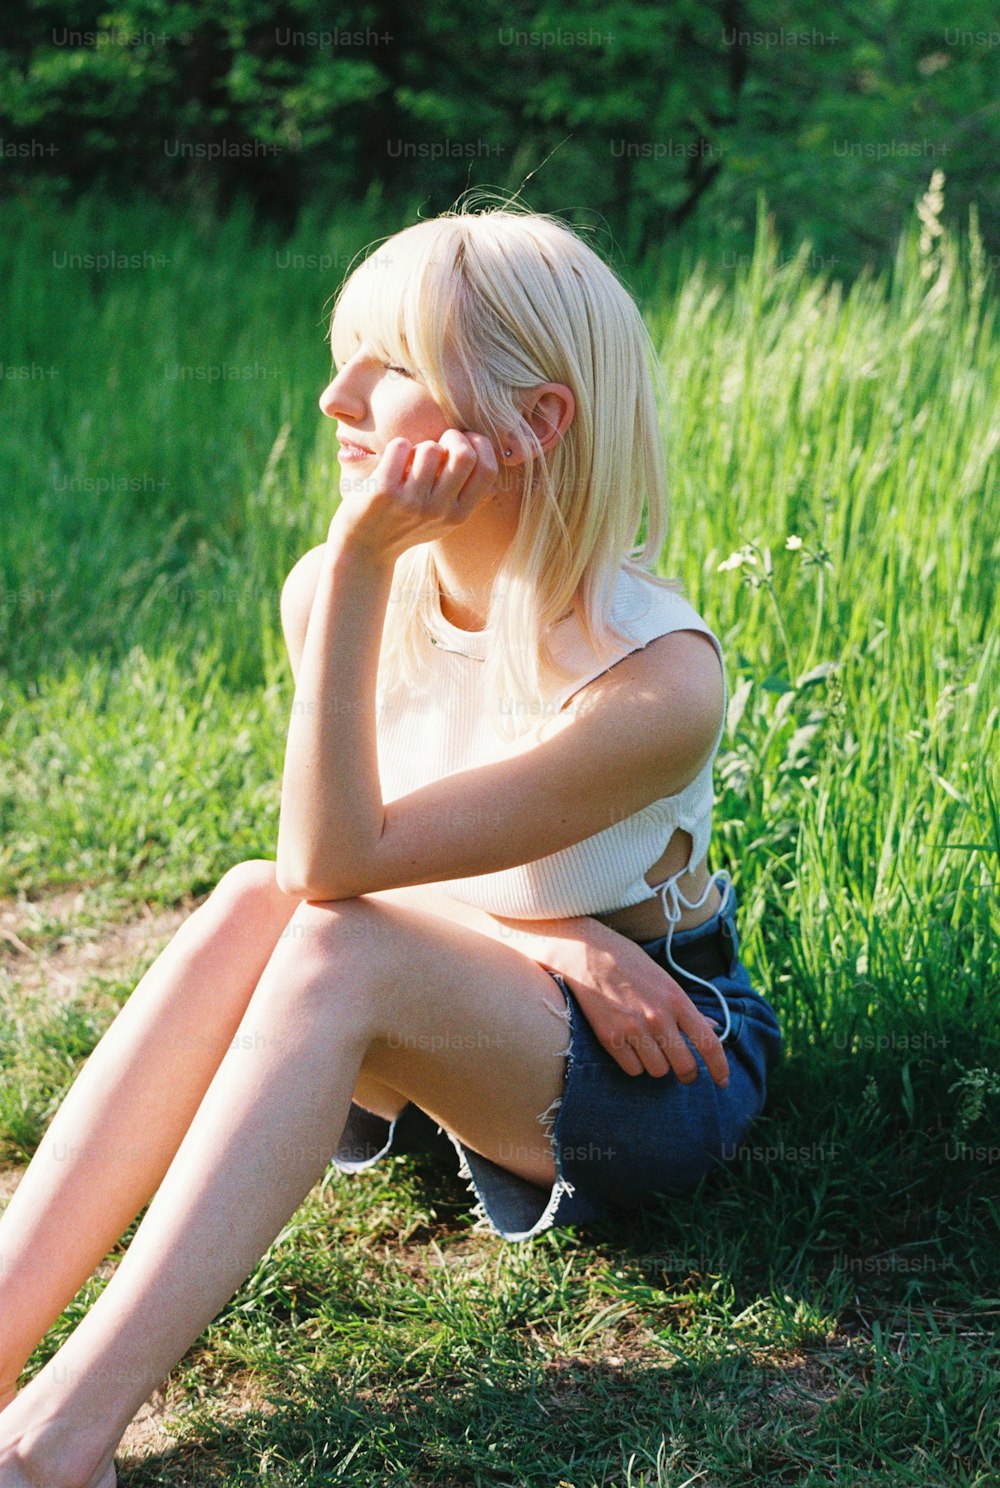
top-left (506, 383), bottom-right (575, 464)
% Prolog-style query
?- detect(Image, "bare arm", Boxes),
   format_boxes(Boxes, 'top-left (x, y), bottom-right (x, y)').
top-left (355, 876), bottom-right (727, 1087)
top-left (275, 487), bottom-right (722, 907)
top-left (368, 878), bottom-right (609, 976)
top-left (277, 541), bottom-right (728, 1088)
top-left (276, 546), bottom-right (637, 967)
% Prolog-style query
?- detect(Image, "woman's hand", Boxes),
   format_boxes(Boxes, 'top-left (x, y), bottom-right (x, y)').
top-left (557, 933), bottom-right (731, 1087)
top-left (330, 428), bottom-right (499, 565)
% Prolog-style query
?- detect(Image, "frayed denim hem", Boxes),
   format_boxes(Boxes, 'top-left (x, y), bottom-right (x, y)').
top-left (324, 972), bottom-right (606, 1242)
top-left (438, 978), bottom-right (581, 1242)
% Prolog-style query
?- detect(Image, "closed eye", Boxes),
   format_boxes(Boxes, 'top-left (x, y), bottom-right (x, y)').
top-left (383, 362), bottom-right (414, 379)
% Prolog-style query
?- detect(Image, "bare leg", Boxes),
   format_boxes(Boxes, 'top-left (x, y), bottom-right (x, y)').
top-left (0, 891), bottom-right (572, 1488)
top-left (0, 864), bottom-right (441, 1410)
top-left (0, 862), bottom-right (303, 1404)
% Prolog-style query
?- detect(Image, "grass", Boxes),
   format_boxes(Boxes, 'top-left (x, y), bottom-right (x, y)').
top-left (1, 181), bottom-right (999, 1484)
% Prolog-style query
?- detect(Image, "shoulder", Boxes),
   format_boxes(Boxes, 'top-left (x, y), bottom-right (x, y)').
top-left (572, 626), bottom-right (724, 723)
top-left (535, 626), bottom-right (726, 797)
top-left (280, 542), bottom-right (328, 632)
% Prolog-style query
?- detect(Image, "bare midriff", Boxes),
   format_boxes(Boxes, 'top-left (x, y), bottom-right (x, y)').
top-left (589, 827), bottom-right (723, 943)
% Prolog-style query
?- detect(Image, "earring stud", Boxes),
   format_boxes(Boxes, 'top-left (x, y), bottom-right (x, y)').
top-left (504, 448), bottom-right (513, 457)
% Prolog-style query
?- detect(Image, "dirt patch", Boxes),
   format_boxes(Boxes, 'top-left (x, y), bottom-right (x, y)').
top-left (762, 1349), bottom-right (849, 1414)
top-left (117, 1380), bottom-right (186, 1461)
top-left (0, 886), bottom-right (198, 1002)
top-left (0, 1167), bottom-right (22, 1203)
top-left (115, 1368), bottom-right (285, 1473)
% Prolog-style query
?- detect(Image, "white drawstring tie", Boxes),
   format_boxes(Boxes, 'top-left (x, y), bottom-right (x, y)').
top-left (652, 867), bottom-right (735, 1045)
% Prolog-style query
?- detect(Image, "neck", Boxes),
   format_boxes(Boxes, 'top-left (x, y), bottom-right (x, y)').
top-left (432, 483), bottom-right (520, 632)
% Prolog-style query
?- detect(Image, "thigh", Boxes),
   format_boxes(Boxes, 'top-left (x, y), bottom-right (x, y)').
top-left (284, 893), bottom-right (574, 1190)
top-left (224, 864), bottom-right (564, 1141)
top-left (214, 861), bottom-right (413, 1123)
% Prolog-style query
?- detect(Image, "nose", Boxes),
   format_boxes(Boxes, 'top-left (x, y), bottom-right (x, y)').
top-left (319, 350), bottom-right (366, 420)
top-left (318, 381), bottom-right (340, 418)
top-left (319, 373), bottom-right (356, 420)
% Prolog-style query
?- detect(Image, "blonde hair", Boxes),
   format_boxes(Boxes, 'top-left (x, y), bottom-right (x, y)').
top-left (327, 198), bottom-right (683, 741)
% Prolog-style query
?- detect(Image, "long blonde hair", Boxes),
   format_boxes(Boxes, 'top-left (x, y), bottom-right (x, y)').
top-left (327, 198), bottom-right (683, 741)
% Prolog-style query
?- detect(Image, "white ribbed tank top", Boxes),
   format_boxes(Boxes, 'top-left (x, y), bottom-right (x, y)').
top-left (375, 560), bottom-right (728, 920)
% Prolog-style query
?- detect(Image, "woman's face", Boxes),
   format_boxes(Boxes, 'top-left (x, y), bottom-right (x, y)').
top-left (319, 345), bottom-right (458, 472)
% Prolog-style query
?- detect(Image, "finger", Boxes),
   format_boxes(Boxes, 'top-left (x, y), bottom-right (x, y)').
top-left (374, 437), bottom-right (414, 489)
top-left (652, 1019), bottom-right (701, 1084)
top-left (603, 1032), bottom-right (645, 1077)
top-left (675, 1004), bottom-right (730, 1088)
top-left (438, 427), bottom-right (478, 459)
top-left (610, 1025), bottom-right (671, 1079)
top-left (406, 440), bottom-right (448, 491)
top-left (632, 1028), bottom-right (672, 1079)
top-left (449, 430), bottom-right (498, 503)
top-left (453, 426), bottom-right (501, 467)
top-left (433, 430), bottom-right (480, 501)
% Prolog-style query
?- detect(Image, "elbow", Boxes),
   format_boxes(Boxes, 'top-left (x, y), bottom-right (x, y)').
top-left (274, 865), bottom-right (307, 899)
top-left (275, 832), bottom-right (322, 899)
top-left (274, 852), bottom-right (315, 900)
top-left (274, 861), bottom-right (356, 902)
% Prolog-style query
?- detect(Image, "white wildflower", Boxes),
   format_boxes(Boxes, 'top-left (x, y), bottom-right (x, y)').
top-left (786, 535), bottom-right (803, 550)
top-left (717, 547), bottom-right (759, 572)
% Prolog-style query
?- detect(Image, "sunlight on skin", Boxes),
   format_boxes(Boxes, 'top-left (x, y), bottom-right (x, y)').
top-left (0, 1397), bottom-right (119, 1488)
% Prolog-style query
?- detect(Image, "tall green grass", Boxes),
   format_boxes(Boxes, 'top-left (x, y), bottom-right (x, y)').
top-left (1, 183), bottom-right (996, 1042)
top-left (1, 184), bottom-right (999, 1485)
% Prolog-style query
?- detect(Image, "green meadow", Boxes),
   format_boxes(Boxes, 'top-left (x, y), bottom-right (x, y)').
top-left (1, 182), bottom-right (998, 1484)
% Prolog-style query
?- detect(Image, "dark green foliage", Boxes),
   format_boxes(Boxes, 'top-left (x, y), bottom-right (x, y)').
top-left (1, 0), bottom-right (998, 272)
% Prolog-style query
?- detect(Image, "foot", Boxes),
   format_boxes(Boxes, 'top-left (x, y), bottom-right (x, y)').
top-left (0, 1445), bottom-right (116, 1488)
top-left (0, 1374), bottom-right (121, 1488)
top-left (0, 1459), bottom-right (35, 1487)
top-left (0, 1415), bottom-right (118, 1488)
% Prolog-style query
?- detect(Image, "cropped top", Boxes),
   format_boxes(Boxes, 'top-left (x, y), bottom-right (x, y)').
top-left (375, 560), bottom-right (734, 1035)
top-left (376, 560), bottom-right (728, 916)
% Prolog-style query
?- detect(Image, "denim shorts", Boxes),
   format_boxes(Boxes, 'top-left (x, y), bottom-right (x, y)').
top-left (327, 872), bottom-right (782, 1242)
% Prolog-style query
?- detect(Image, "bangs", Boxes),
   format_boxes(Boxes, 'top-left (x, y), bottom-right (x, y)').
top-left (328, 225), bottom-right (465, 419)
top-left (325, 202), bottom-right (674, 742)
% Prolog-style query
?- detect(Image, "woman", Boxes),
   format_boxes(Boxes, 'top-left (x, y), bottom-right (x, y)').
top-left (0, 204), bottom-right (781, 1487)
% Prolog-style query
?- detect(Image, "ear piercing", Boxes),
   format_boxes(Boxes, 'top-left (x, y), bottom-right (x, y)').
top-left (504, 448), bottom-right (513, 457)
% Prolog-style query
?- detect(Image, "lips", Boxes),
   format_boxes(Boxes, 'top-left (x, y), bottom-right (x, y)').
top-left (336, 431), bottom-right (375, 455)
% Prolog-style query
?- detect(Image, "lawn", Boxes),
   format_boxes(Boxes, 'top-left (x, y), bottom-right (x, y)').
top-left (1, 180), bottom-right (998, 1485)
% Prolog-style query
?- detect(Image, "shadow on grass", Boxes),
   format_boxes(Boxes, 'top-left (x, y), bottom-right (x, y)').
top-left (114, 1056), bottom-right (1000, 1487)
top-left (117, 1313), bottom-right (997, 1488)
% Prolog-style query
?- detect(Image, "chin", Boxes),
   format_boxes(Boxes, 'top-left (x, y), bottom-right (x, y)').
top-left (338, 470), bottom-right (369, 495)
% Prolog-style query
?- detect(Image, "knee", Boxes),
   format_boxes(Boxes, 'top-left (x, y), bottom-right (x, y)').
top-left (280, 895), bottom-right (382, 961)
top-left (210, 858), bottom-right (296, 916)
top-left (265, 897), bottom-right (396, 1015)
